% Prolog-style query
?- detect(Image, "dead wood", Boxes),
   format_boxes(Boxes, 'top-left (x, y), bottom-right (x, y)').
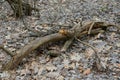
top-left (61, 38), bottom-right (74, 52)
top-left (0, 45), bottom-right (14, 57)
top-left (2, 28), bottom-right (103, 70)
top-left (2, 21), bottom-right (120, 71)
top-left (2, 33), bottom-right (66, 70)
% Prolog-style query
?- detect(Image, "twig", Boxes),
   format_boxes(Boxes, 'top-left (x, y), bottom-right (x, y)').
top-left (88, 22), bottom-right (95, 34)
top-left (21, 17), bottom-right (41, 37)
top-left (75, 37), bottom-right (97, 54)
top-left (61, 37), bottom-right (74, 52)
top-left (106, 23), bottom-right (120, 30)
top-left (75, 37), bottom-right (106, 71)
top-left (0, 45), bottom-right (14, 57)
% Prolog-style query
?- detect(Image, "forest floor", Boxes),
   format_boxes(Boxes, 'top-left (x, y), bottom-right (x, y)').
top-left (0, 0), bottom-right (120, 80)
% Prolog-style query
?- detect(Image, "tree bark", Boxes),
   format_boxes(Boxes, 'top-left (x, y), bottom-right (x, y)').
top-left (5, 0), bottom-right (33, 18)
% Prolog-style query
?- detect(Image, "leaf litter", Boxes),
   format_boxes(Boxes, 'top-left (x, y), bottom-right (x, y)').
top-left (0, 0), bottom-right (120, 80)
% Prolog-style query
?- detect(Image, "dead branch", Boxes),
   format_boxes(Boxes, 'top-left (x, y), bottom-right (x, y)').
top-left (2, 21), bottom-right (119, 71)
top-left (2, 29), bottom-right (103, 70)
top-left (61, 38), bottom-right (74, 52)
top-left (2, 33), bottom-right (66, 70)
top-left (75, 37), bottom-right (107, 71)
top-left (0, 45), bottom-right (14, 57)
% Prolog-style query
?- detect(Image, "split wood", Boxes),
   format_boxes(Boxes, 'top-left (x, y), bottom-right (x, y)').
top-left (2, 21), bottom-right (120, 71)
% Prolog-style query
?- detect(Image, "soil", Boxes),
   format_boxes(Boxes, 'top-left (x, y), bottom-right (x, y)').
top-left (0, 0), bottom-right (120, 80)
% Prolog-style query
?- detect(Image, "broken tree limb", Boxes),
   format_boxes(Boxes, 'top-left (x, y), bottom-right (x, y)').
top-left (2, 21), bottom-right (119, 71)
top-left (61, 28), bottom-right (105, 52)
top-left (2, 33), bottom-right (66, 70)
top-left (88, 22), bottom-right (95, 34)
top-left (2, 28), bottom-right (104, 70)
top-left (61, 21), bottom-right (82, 52)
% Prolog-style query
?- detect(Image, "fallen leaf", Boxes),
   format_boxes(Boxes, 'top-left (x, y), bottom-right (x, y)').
top-left (45, 62), bottom-right (57, 71)
top-left (70, 53), bottom-right (82, 61)
top-left (85, 48), bottom-right (94, 58)
top-left (64, 63), bottom-right (75, 69)
top-left (27, 61), bottom-right (40, 74)
top-left (46, 72), bottom-right (60, 78)
top-left (83, 68), bottom-right (91, 75)
top-left (117, 64), bottom-right (120, 68)
top-left (38, 67), bottom-right (44, 75)
top-left (62, 59), bottom-right (70, 65)
top-left (57, 76), bottom-right (64, 80)
top-left (61, 0), bottom-right (66, 3)
top-left (79, 66), bottom-right (84, 73)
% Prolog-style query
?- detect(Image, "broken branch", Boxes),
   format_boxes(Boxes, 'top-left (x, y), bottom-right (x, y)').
top-left (0, 45), bottom-right (14, 57)
top-left (2, 21), bottom-right (119, 71)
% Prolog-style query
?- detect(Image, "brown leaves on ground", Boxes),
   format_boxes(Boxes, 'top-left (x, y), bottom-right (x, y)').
top-left (83, 68), bottom-right (91, 75)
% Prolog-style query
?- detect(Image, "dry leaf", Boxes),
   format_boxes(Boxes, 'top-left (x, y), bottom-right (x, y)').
top-left (117, 64), bottom-right (120, 67)
top-left (26, 61), bottom-right (40, 75)
top-left (46, 72), bottom-right (60, 78)
top-left (45, 62), bottom-right (57, 71)
top-left (70, 53), bottom-right (82, 61)
top-left (37, 67), bottom-right (44, 75)
top-left (57, 76), bottom-right (64, 80)
top-left (64, 63), bottom-right (75, 69)
top-left (61, 0), bottom-right (66, 3)
top-left (79, 66), bottom-right (84, 73)
top-left (83, 68), bottom-right (91, 75)
top-left (29, 61), bottom-right (39, 69)
top-left (62, 59), bottom-right (70, 65)
top-left (85, 48), bottom-right (94, 58)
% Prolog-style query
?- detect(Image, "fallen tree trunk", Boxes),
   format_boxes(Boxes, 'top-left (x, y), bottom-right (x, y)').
top-left (2, 21), bottom-right (120, 70)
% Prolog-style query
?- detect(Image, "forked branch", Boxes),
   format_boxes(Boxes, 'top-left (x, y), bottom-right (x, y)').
top-left (2, 21), bottom-right (120, 71)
